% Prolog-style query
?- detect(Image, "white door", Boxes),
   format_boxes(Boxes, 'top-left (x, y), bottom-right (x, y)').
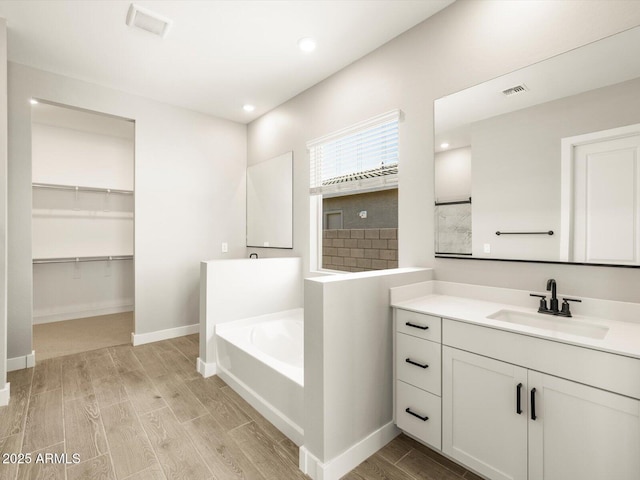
top-left (528, 371), bottom-right (640, 480)
top-left (443, 347), bottom-right (528, 480)
top-left (562, 126), bottom-right (640, 264)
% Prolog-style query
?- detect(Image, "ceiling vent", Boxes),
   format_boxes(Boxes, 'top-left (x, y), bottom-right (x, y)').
top-left (126, 4), bottom-right (172, 38)
top-left (502, 84), bottom-right (529, 97)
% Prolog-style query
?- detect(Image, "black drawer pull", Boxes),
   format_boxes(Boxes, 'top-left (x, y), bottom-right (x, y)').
top-left (516, 383), bottom-right (523, 415)
top-left (405, 322), bottom-right (429, 330)
top-left (405, 407), bottom-right (428, 421)
top-left (531, 388), bottom-right (537, 420)
top-left (405, 358), bottom-right (429, 369)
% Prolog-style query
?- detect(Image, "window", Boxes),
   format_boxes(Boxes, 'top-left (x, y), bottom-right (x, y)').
top-left (308, 110), bottom-right (400, 272)
top-left (323, 210), bottom-right (343, 230)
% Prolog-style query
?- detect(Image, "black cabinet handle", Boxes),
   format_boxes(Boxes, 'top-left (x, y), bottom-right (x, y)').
top-left (405, 322), bottom-right (429, 330)
top-left (531, 388), bottom-right (537, 420)
top-left (405, 407), bottom-right (428, 421)
top-left (405, 358), bottom-right (429, 369)
top-left (516, 383), bottom-right (523, 415)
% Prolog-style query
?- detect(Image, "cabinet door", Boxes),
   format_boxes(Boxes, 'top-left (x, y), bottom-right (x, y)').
top-left (443, 347), bottom-right (528, 480)
top-left (528, 371), bottom-right (640, 480)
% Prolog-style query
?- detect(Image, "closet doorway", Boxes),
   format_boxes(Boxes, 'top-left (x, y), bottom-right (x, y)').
top-left (31, 102), bottom-right (135, 361)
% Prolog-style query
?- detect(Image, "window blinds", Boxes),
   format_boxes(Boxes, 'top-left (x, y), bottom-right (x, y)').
top-left (308, 110), bottom-right (400, 196)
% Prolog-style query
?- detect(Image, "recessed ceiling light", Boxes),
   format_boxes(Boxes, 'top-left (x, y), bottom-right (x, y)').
top-left (243, 104), bottom-right (255, 112)
top-left (440, 142), bottom-right (450, 149)
top-left (297, 37), bottom-right (317, 53)
top-left (30, 99), bottom-right (39, 105)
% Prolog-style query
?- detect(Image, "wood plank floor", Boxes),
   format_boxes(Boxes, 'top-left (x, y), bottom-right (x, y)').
top-left (33, 312), bottom-right (134, 361)
top-left (0, 334), bottom-right (482, 480)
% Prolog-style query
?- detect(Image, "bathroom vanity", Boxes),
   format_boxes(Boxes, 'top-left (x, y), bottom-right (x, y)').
top-left (391, 281), bottom-right (640, 480)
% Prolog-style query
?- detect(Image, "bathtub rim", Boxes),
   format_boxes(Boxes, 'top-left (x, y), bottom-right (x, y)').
top-left (215, 307), bottom-right (303, 331)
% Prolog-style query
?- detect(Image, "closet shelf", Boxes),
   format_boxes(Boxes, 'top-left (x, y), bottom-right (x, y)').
top-left (33, 255), bottom-right (134, 264)
top-left (32, 183), bottom-right (133, 195)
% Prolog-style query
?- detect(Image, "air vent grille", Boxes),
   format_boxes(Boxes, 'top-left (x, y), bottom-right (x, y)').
top-left (502, 84), bottom-right (529, 96)
top-left (126, 4), bottom-right (172, 38)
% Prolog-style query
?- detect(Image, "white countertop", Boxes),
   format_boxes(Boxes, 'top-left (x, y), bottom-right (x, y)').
top-left (392, 293), bottom-right (640, 360)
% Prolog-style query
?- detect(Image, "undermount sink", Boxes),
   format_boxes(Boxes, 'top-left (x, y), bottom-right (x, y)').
top-left (487, 309), bottom-right (609, 340)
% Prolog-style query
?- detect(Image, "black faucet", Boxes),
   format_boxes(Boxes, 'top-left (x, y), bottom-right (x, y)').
top-left (547, 279), bottom-right (559, 314)
top-left (530, 279), bottom-right (582, 317)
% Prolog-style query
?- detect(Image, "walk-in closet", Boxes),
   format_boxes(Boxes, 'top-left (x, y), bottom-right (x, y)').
top-left (31, 102), bottom-right (134, 360)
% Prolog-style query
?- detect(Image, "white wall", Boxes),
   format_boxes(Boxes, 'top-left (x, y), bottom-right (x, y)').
top-left (0, 17), bottom-right (8, 402)
top-left (32, 260), bottom-right (134, 324)
top-left (32, 122), bottom-right (134, 189)
top-left (31, 206), bottom-right (133, 258)
top-left (302, 268), bottom-right (432, 480)
top-left (247, 1), bottom-right (640, 303)
top-left (8, 63), bottom-right (247, 360)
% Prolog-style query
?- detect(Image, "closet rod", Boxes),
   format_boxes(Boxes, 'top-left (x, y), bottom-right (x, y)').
top-left (32, 183), bottom-right (133, 195)
top-left (32, 255), bottom-right (134, 265)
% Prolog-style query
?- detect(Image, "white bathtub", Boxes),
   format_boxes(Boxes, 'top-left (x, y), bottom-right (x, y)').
top-left (215, 308), bottom-right (304, 445)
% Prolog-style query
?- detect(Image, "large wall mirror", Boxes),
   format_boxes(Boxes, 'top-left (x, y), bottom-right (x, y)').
top-left (247, 151), bottom-right (293, 249)
top-left (435, 26), bottom-right (640, 266)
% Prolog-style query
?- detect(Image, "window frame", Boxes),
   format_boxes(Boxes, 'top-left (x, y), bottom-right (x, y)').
top-left (307, 110), bottom-right (402, 273)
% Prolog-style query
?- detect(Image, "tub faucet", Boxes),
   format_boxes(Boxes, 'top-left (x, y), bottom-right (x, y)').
top-left (249, 253), bottom-right (258, 259)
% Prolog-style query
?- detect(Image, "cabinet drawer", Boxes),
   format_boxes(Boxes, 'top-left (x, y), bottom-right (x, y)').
top-left (396, 333), bottom-right (441, 395)
top-left (396, 380), bottom-right (441, 450)
top-left (396, 309), bottom-right (441, 342)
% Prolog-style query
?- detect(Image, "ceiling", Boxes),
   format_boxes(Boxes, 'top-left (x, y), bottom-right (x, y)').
top-left (0, 0), bottom-right (454, 123)
top-left (434, 25), bottom-right (640, 152)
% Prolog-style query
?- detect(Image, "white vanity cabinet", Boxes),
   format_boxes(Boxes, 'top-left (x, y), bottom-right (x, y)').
top-left (442, 326), bottom-right (640, 480)
top-left (442, 347), bottom-right (527, 480)
top-left (391, 282), bottom-right (640, 480)
top-left (394, 309), bottom-right (442, 449)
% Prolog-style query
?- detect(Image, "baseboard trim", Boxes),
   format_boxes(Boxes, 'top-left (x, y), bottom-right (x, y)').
top-left (33, 304), bottom-right (134, 325)
top-left (197, 357), bottom-right (217, 378)
top-left (0, 383), bottom-right (10, 406)
top-left (300, 422), bottom-right (400, 480)
top-left (217, 364), bottom-right (304, 446)
top-left (131, 323), bottom-right (198, 346)
top-left (8, 350), bottom-right (36, 372)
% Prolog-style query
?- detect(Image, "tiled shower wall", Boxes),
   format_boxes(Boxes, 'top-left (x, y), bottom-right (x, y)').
top-left (322, 228), bottom-right (398, 272)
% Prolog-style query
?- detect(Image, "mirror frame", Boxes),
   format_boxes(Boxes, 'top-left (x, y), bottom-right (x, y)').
top-left (433, 25), bottom-right (640, 269)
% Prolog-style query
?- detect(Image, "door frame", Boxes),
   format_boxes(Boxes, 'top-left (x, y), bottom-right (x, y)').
top-left (559, 123), bottom-right (640, 261)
